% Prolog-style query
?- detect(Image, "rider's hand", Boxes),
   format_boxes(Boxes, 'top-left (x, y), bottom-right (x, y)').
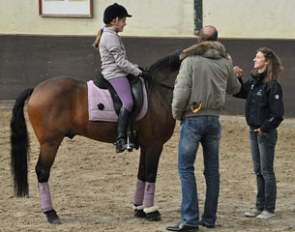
top-left (140, 70), bottom-right (152, 81)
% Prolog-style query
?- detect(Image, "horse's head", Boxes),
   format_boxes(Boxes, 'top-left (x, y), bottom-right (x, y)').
top-left (148, 50), bottom-right (182, 75)
top-left (143, 50), bottom-right (182, 87)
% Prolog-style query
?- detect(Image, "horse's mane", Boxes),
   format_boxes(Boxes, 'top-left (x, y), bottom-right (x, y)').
top-left (148, 50), bottom-right (182, 73)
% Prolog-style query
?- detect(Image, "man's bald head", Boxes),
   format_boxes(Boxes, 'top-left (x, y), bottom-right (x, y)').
top-left (199, 25), bottom-right (218, 42)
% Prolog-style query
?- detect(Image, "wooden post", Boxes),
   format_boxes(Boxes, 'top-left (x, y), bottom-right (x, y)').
top-left (194, 0), bottom-right (203, 35)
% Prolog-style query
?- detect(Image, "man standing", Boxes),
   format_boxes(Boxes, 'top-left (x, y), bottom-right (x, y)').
top-left (167, 26), bottom-right (241, 231)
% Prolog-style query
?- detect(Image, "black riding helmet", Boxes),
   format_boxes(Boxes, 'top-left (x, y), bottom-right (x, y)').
top-left (103, 3), bottom-right (132, 24)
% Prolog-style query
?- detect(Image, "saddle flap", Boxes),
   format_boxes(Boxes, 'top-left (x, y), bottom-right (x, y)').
top-left (88, 71), bottom-right (148, 122)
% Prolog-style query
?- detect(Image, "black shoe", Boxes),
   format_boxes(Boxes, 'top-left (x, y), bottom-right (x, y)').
top-left (115, 138), bottom-right (127, 153)
top-left (199, 221), bottom-right (215, 228)
top-left (166, 223), bottom-right (198, 231)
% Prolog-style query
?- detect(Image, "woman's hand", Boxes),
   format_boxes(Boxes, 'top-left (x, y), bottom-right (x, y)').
top-left (254, 128), bottom-right (268, 137)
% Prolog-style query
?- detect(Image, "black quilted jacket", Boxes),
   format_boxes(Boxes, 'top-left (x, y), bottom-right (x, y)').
top-left (234, 71), bottom-right (284, 132)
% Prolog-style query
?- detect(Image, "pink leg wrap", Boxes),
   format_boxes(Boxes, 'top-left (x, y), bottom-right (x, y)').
top-left (143, 182), bottom-right (155, 208)
top-left (38, 182), bottom-right (53, 212)
top-left (134, 179), bottom-right (146, 205)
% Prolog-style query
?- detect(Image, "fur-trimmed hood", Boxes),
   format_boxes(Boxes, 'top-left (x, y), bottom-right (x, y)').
top-left (179, 41), bottom-right (227, 61)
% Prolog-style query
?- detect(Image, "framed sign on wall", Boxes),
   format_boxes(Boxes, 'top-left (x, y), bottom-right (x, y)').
top-left (39, 0), bottom-right (93, 18)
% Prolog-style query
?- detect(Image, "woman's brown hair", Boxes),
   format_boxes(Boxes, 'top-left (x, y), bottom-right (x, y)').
top-left (257, 47), bottom-right (284, 82)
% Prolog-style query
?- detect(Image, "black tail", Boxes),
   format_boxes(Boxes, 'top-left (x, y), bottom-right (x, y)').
top-left (10, 88), bottom-right (34, 197)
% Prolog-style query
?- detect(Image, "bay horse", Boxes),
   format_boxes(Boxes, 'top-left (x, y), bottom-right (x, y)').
top-left (10, 50), bottom-right (181, 224)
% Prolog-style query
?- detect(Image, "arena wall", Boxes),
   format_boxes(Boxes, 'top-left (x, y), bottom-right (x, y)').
top-left (0, 0), bottom-right (295, 116)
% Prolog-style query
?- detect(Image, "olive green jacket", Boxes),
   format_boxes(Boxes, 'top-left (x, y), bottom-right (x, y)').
top-left (172, 41), bottom-right (241, 120)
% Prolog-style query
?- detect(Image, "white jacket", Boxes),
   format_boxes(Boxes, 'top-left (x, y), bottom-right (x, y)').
top-left (99, 28), bottom-right (141, 80)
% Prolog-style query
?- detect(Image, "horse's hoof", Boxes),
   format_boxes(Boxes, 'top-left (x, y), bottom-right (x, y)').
top-left (145, 210), bottom-right (161, 221)
top-left (44, 209), bottom-right (61, 224)
top-left (143, 206), bottom-right (161, 221)
top-left (134, 209), bottom-right (146, 218)
top-left (133, 205), bottom-right (146, 218)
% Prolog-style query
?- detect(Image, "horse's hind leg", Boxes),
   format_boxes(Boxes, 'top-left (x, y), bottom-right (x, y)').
top-left (35, 142), bottom-right (62, 224)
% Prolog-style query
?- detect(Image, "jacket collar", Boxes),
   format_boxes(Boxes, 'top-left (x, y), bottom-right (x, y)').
top-left (251, 71), bottom-right (267, 84)
top-left (179, 41), bottom-right (227, 61)
top-left (103, 27), bottom-right (117, 34)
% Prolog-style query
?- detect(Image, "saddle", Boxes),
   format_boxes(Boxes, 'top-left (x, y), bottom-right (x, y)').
top-left (90, 70), bottom-right (146, 150)
top-left (93, 70), bottom-right (144, 119)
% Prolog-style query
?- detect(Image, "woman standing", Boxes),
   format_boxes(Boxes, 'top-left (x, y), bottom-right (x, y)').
top-left (235, 47), bottom-right (284, 219)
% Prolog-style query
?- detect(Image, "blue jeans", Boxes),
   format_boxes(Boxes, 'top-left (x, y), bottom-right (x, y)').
top-left (178, 116), bottom-right (221, 226)
top-left (250, 129), bottom-right (277, 213)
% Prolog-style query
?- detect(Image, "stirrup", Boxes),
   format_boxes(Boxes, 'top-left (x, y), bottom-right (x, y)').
top-left (115, 138), bottom-right (127, 153)
top-left (126, 142), bottom-right (136, 152)
top-left (126, 135), bottom-right (136, 152)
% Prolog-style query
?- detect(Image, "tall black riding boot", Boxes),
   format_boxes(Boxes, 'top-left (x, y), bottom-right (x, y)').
top-left (115, 108), bottom-right (130, 153)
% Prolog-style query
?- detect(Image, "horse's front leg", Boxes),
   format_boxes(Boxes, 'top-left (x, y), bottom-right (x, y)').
top-left (133, 146), bottom-right (162, 221)
top-left (35, 143), bottom-right (61, 224)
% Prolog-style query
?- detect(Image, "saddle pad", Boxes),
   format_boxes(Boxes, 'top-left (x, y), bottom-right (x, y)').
top-left (87, 80), bottom-right (148, 122)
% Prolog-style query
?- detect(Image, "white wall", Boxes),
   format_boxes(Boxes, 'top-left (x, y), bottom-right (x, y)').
top-left (0, 0), bottom-right (194, 37)
top-left (203, 0), bottom-right (295, 39)
top-left (0, 0), bottom-right (295, 39)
